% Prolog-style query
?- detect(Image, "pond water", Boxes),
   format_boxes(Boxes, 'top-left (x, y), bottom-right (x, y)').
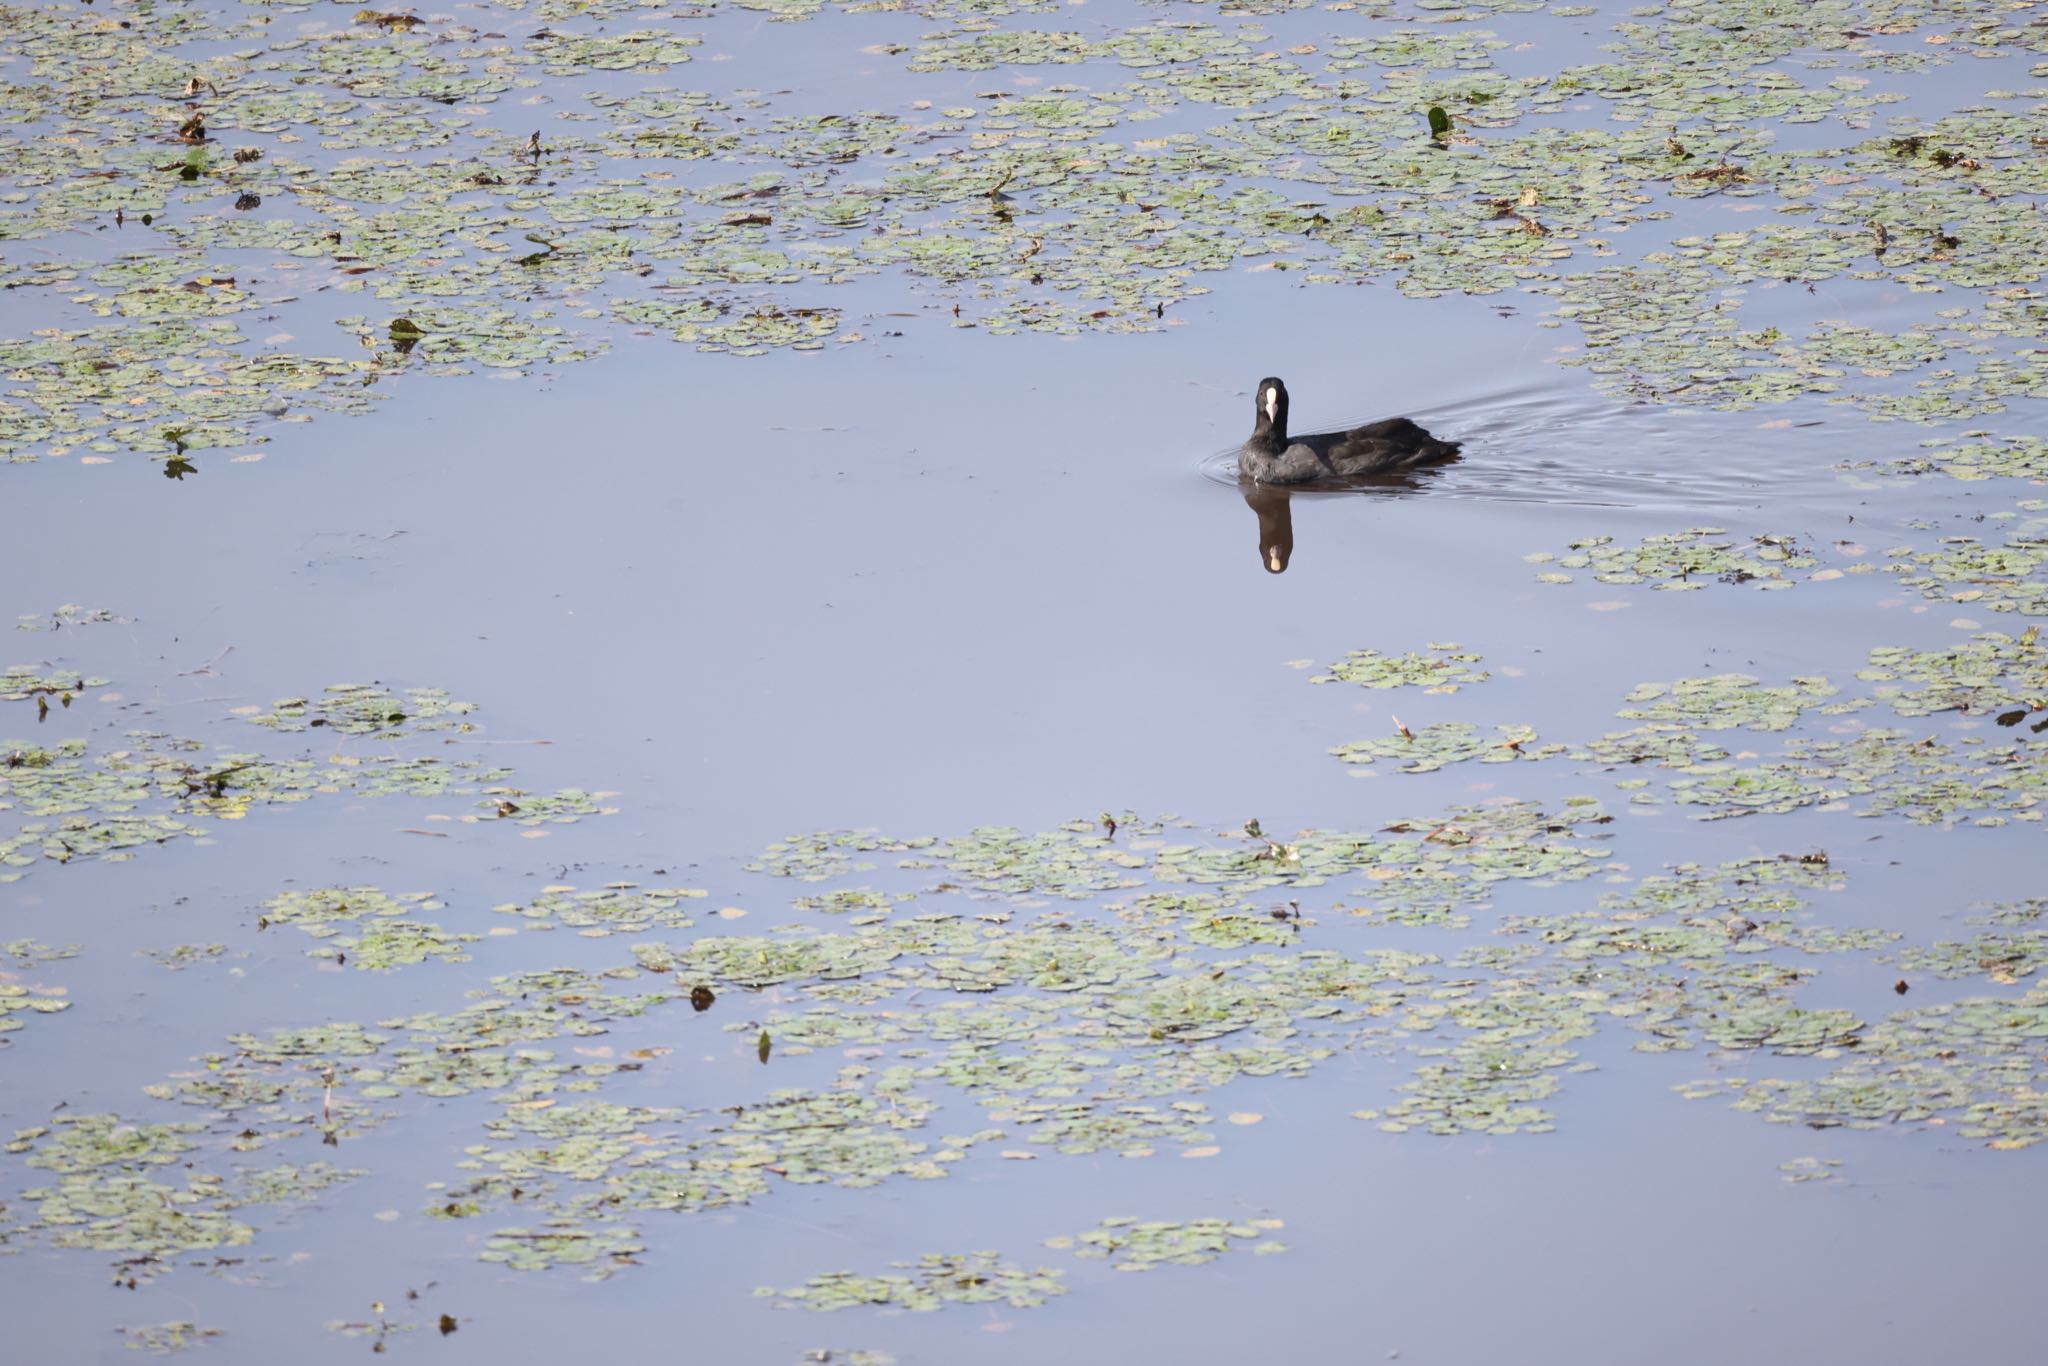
top-left (4, 0), bottom-right (2048, 1360)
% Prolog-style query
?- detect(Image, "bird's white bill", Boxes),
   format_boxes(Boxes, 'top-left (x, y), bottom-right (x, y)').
top-left (1263, 387), bottom-right (1278, 421)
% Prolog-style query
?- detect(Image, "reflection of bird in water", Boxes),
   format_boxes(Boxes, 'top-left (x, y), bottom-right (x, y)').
top-left (1238, 447), bottom-right (1444, 575)
top-left (1244, 484), bottom-right (1294, 574)
top-left (1239, 376), bottom-right (1460, 485)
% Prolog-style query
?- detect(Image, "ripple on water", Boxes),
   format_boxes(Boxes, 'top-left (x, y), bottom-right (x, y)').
top-left (1200, 379), bottom-right (1842, 511)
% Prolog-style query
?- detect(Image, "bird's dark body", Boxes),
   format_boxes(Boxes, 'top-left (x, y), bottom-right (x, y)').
top-left (1237, 377), bottom-right (1460, 485)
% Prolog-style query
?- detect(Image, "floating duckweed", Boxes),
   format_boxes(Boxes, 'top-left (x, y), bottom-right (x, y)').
top-left (21, 1173), bottom-right (255, 1266)
top-left (711, 1083), bottom-right (964, 1186)
top-left (313, 918), bottom-right (478, 972)
top-left (746, 830), bottom-right (924, 881)
top-left (1886, 534), bottom-right (2048, 617)
top-left (530, 30), bottom-right (702, 75)
top-left (791, 888), bottom-right (910, 918)
top-left (1330, 721), bottom-right (1555, 773)
top-left (1701, 1003), bottom-right (1863, 1055)
top-left (479, 1217), bottom-right (647, 1279)
top-left (247, 684), bottom-right (475, 736)
top-left (1, 0), bottom-right (2043, 465)
top-left (1857, 630), bottom-right (2045, 720)
top-left (13, 606), bottom-right (124, 632)
top-left (1051, 1214), bottom-right (1287, 1269)
top-left (494, 884), bottom-right (706, 934)
top-left (116, 1322), bottom-right (225, 1353)
top-left (1669, 729), bottom-right (2046, 825)
top-left (1851, 436), bottom-right (2048, 484)
top-left (477, 787), bottom-right (620, 825)
top-left (1569, 724), bottom-right (1733, 770)
top-left (0, 982), bottom-right (71, 1036)
top-left (1, 667), bottom-right (105, 703)
top-left (261, 886), bottom-right (444, 937)
top-left (138, 944), bottom-right (227, 970)
top-left (1310, 643), bottom-right (1489, 691)
top-left (1694, 984), bottom-right (2048, 1149)
top-left (257, 888), bottom-right (473, 969)
top-left (3, 939), bottom-right (78, 966)
top-left (924, 824), bottom-right (1153, 901)
top-left (19, 1114), bottom-right (204, 1174)
top-left (1536, 529), bottom-right (1817, 589)
top-left (1897, 934), bottom-right (2048, 985)
top-left (613, 297), bottom-right (840, 356)
top-left (1970, 899), bottom-right (2048, 928)
top-left (1618, 674), bottom-right (1841, 732)
top-left (0, 733), bottom-right (510, 885)
top-left (760, 1250), bottom-right (1067, 1312)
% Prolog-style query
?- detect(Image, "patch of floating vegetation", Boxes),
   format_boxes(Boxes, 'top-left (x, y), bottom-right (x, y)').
top-left (3, 938), bottom-right (78, 966)
top-left (1, 666), bottom-right (106, 705)
top-left (261, 886), bottom-right (445, 937)
top-left (0, 979), bottom-right (71, 1038)
top-left (1665, 729), bottom-right (2046, 825)
top-left (8, 601), bottom-right (2048, 1287)
top-left (0, 693), bottom-right (545, 882)
top-left (1, 938), bottom-right (77, 1040)
top-left (116, 1322), bottom-right (226, 1354)
top-left (1527, 529), bottom-right (1818, 589)
top-left (1895, 931), bottom-right (2048, 985)
top-left (1778, 1156), bottom-right (1842, 1184)
top-left (493, 883), bottom-right (706, 935)
top-left (307, 918), bottom-right (477, 972)
top-left (240, 684), bottom-right (475, 736)
top-left (1882, 525), bottom-right (2048, 618)
top-left (1971, 898), bottom-right (2048, 928)
top-left (1856, 628), bottom-right (2046, 723)
top-left (4, 1105), bottom-right (365, 1283)
top-left (746, 829), bottom-right (939, 882)
top-left (1683, 979), bottom-right (2048, 1149)
top-left (6, 761), bottom-right (2048, 1287)
top-left (6, 0), bottom-right (2048, 460)
top-left (13, 606), bottom-right (126, 632)
top-left (139, 944), bottom-right (228, 970)
top-left (1330, 720), bottom-right (1555, 773)
top-left (477, 786), bottom-right (621, 825)
top-left (1047, 1214), bottom-right (1287, 1268)
top-left (1569, 725), bottom-right (1733, 773)
top-left (1839, 435), bottom-right (2048, 486)
top-left (758, 1250), bottom-right (1067, 1312)
top-left (1310, 643), bottom-right (1488, 691)
top-left (1618, 674), bottom-right (1842, 733)
top-left (790, 886), bottom-right (912, 919)
top-left (476, 1218), bottom-right (648, 1280)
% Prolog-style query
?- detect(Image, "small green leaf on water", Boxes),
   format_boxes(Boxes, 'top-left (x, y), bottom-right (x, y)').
top-left (758, 1029), bottom-right (772, 1064)
top-left (1427, 106), bottom-right (1451, 139)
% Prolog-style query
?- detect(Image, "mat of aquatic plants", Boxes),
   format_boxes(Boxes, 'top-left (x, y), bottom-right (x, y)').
top-left (4, 0), bottom-right (2048, 1360)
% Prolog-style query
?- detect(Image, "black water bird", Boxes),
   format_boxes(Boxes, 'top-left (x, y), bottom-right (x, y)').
top-left (1238, 377), bottom-right (1460, 485)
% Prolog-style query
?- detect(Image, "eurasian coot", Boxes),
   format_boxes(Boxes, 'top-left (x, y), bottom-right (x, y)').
top-left (1238, 377), bottom-right (1460, 485)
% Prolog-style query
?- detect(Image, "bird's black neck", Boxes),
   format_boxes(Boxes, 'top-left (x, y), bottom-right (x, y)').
top-left (1249, 409), bottom-right (1287, 451)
